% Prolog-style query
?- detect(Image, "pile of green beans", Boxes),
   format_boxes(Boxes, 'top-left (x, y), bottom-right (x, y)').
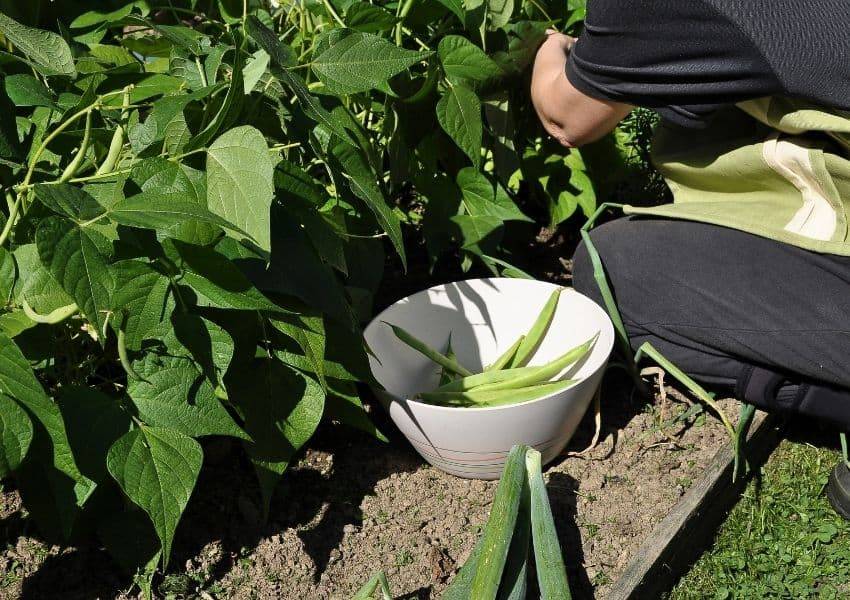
top-left (386, 288), bottom-right (599, 408)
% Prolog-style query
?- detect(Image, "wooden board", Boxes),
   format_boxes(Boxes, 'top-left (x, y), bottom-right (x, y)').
top-left (606, 411), bottom-right (781, 599)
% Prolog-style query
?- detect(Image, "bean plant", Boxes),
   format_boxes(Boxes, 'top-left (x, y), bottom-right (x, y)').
top-left (0, 0), bottom-right (649, 586)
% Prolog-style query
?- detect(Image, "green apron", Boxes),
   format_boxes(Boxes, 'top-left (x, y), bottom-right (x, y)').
top-left (625, 97), bottom-right (850, 256)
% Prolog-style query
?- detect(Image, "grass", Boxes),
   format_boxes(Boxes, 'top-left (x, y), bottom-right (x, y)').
top-left (671, 439), bottom-right (850, 599)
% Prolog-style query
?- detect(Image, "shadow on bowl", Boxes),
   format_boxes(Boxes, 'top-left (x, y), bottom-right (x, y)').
top-left (364, 278), bottom-right (615, 479)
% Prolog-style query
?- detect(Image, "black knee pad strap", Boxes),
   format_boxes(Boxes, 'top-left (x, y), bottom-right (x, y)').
top-left (736, 365), bottom-right (850, 430)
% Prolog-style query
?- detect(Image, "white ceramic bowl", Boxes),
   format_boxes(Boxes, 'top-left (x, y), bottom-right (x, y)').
top-left (364, 278), bottom-right (615, 479)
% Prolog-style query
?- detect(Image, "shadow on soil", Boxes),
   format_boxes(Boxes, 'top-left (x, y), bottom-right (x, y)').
top-left (8, 369), bottom-right (722, 599)
top-left (11, 419), bottom-right (420, 599)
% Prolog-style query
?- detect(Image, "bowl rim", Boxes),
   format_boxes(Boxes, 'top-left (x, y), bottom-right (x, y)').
top-left (364, 277), bottom-right (615, 413)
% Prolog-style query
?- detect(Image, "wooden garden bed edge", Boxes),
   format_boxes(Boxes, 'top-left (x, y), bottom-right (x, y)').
top-left (605, 411), bottom-right (781, 599)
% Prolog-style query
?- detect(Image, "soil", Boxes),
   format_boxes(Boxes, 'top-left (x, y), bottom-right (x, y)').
top-left (1, 217), bottom-right (731, 599)
top-left (0, 371), bottom-right (739, 600)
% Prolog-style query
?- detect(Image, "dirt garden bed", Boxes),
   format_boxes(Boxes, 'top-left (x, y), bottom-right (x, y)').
top-left (0, 371), bottom-right (745, 600)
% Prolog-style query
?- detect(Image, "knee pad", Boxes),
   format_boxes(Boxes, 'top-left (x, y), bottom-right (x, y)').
top-left (736, 364), bottom-right (850, 429)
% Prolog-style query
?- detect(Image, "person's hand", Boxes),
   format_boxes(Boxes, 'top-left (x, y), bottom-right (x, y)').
top-left (531, 31), bottom-right (577, 145)
top-left (529, 30), bottom-right (632, 147)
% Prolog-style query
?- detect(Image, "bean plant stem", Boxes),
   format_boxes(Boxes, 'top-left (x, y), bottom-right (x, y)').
top-left (195, 56), bottom-right (209, 88)
top-left (526, 0), bottom-right (553, 22)
top-left (22, 105), bottom-right (93, 189)
top-left (0, 192), bottom-right (22, 247)
top-left (321, 0), bottom-right (346, 27)
top-left (20, 89), bottom-right (124, 190)
top-left (394, 0), bottom-right (417, 46)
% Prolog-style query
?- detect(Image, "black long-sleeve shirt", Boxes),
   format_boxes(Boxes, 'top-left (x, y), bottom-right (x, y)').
top-left (565, 0), bottom-right (850, 127)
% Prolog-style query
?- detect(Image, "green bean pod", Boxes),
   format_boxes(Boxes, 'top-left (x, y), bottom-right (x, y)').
top-left (526, 448), bottom-right (572, 599)
top-left (485, 334), bottom-right (525, 371)
top-left (428, 364), bottom-right (543, 394)
top-left (21, 299), bottom-right (78, 324)
top-left (117, 321), bottom-right (146, 382)
top-left (419, 379), bottom-right (577, 408)
top-left (95, 121), bottom-right (124, 175)
top-left (58, 110), bottom-right (93, 182)
top-left (96, 86), bottom-right (130, 176)
top-left (511, 287), bottom-right (563, 367)
top-left (385, 322), bottom-right (473, 377)
top-left (473, 334), bottom-right (598, 394)
top-left (438, 333), bottom-right (457, 386)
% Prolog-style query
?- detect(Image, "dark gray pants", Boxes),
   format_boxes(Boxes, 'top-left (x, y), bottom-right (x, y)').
top-left (572, 217), bottom-right (850, 429)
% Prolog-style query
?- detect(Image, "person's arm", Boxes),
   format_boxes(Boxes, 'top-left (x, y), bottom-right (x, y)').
top-left (531, 31), bottom-right (632, 148)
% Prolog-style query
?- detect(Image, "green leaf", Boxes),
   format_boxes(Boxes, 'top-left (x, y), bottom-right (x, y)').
top-left (128, 316), bottom-right (247, 440)
top-left (127, 85), bottom-right (217, 153)
top-left (0, 85), bottom-right (23, 160)
top-left (57, 386), bottom-right (132, 485)
top-left (550, 151), bottom-right (596, 225)
top-left (457, 167), bottom-right (531, 222)
top-left (246, 16), bottom-right (355, 146)
top-left (230, 358), bottom-right (325, 517)
top-left (124, 15), bottom-right (208, 56)
top-left (0, 393), bottom-right (33, 478)
top-left (0, 247), bottom-right (14, 305)
top-left (169, 313), bottom-right (234, 385)
top-left (312, 29), bottom-right (431, 95)
top-left (183, 44), bottom-right (245, 152)
top-left (33, 184), bottom-right (106, 223)
top-left (273, 319), bottom-right (373, 384)
top-left (170, 46), bottom-right (208, 90)
top-left (107, 426), bottom-right (203, 567)
top-left (36, 217), bottom-right (114, 336)
top-left (206, 125), bottom-right (275, 253)
top-left (112, 73), bottom-right (187, 106)
top-left (324, 380), bottom-right (387, 442)
top-left (165, 240), bottom-right (284, 313)
top-left (499, 473), bottom-right (531, 600)
top-left (275, 161), bottom-right (347, 273)
top-left (129, 158), bottom-right (219, 245)
top-left (344, 3), bottom-right (398, 33)
top-left (0, 11), bottom-right (76, 77)
top-left (243, 49), bottom-right (270, 93)
top-left (89, 44), bottom-right (137, 67)
top-left (4, 73), bottom-right (57, 108)
top-left (526, 448), bottom-right (571, 598)
top-left (70, 3), bottom-right (140, 29)
top-left (98, 508), bottom-right (161, 579)
top-left (437, 85), bottom-right (482, 169)
top-left (471, 445), bottom-right (527, 597)
top-left (13, 244), bottom-right (75, 314)
top-left (269, 313), bottom-right (326, 388)
top-left (131, 157), bottom-right (205, 198)
top-left (436, 0), bottom-right (466, 21)
top-left (0, 311), bottom-right (36, 338)
top-left (256, 208), bottom-right (355, 327)
top-left (0, 332), bottom-right (94, 538)
top-left (110, 192), bottom-right (249, 241)
top-left (484, 96), bottom-right (520, 187)
top-left (450, 214), bottom-right (503, 253)
top-left (205, 44), bottom-right (229, 84)
top-left (111, 260), bottom-right (173, 351)
top-left (329, 140), bottom-right (406, 267)
top-left (487, 0), bottom-right (514, 29)
top-left (438, 36), bottom-right (502, 87)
